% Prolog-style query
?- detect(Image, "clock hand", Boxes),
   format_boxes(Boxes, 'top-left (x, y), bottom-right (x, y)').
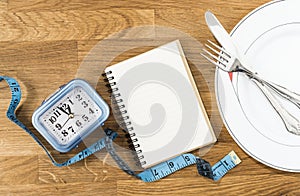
top-left (61, 113), bottom-right (74, 129)
top-left (65, 104), bottom-right (72, 115)
top-left (58, 104), bottom-right (72, 115)
top-left (74, 114), bottom-right (85, 116)
top-left (58, 106), bottom-right (69, 115)
top-left (61, 117), bottom-right (70, 129)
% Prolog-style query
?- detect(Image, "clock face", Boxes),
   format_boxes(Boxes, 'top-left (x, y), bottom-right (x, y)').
top-left (39, 86), bottom-right (102, 145)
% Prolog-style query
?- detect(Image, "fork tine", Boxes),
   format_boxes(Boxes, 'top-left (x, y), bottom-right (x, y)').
top-left (204, 43), bottom-right (229, 63)
top-left (201, 53), bottom-right (227, 71)
top-left (207, 40), bottom-right (231, 57)
top-left (201, 49), bottom-right (227, 68)
top-left (202, 48), bottom-right (228, 65)
top-left (200, 53), bottom-right (220, 66)
top-left (202, 48), bottom-right (219, 62)
top-left (205, 43), bottom-right (220, 56)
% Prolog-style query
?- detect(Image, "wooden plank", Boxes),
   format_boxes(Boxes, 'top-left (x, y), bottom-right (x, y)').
top-left (0, 0), bottom-right (6, 11)
top-left (0, 182), bottom-right (117, 195)
top-left (0, 40), bottom-right (77, 94)
top-left (38, 153), bottom-right (134, 184)
top-left (0, 10), bottom-right (154, 41)
top-left (0, 156), bottom-right (38, 185)
top-left (154, 0), bottom-right (270, 43)
top-left (8, 0), bottom-right (270, 12)
top-left (117, 175), bottom-right (300, 195)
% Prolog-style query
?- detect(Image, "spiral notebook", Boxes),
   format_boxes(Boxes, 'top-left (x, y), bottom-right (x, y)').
top-left (104, 40), bottom-right (216, 168)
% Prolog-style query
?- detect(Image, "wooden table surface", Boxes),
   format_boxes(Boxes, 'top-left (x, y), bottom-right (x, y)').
top-left (0, 0), bottom-right (299, 195)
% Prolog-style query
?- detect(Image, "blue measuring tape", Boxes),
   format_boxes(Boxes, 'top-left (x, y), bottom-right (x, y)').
top-left (105, 136), bottom-right (241, 182)
top-left (0, 76), bottom-right (241, 182)
top-left (0, 76), bottom-right (117, 167)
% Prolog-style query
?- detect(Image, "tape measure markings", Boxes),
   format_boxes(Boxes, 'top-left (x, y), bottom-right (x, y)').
top-left (212, 151), bottom-right (241, 181)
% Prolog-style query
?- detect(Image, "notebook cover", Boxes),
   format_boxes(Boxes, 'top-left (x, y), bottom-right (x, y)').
top-left (104, 40), bottom-right (216, 168)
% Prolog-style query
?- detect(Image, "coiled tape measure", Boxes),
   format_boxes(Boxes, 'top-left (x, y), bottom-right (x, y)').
top-left (0, 76), bottom-right (241, 182)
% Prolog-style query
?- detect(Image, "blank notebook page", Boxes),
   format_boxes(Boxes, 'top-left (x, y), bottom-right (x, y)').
top-left (105, 40), bottom-right (216, 168)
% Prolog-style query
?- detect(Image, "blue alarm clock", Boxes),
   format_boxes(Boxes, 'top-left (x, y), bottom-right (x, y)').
top-left (32, 79), bottom-right (110, 152)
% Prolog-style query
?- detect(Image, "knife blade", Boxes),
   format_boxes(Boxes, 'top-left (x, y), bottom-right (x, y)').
top-left (204, 10), bottom-right (238, 57)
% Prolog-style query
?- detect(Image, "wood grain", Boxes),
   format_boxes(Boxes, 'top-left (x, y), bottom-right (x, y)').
top-left (0, 156), bottom-right (38, 185)
top-left (8, 0), bottom-right (269, 12)
top-left (0, 0), bottom-right (300, 195)
top-left (117, 175), bottom-right (300, 195)
top-left (0, 9), bottom-right (153, 41)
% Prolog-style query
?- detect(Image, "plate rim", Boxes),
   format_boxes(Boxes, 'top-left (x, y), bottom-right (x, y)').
top-left (215, 0), bottom-right (300, 172)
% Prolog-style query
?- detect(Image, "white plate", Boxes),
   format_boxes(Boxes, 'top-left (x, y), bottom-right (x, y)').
top-left (216, 0), bottom-right (300, 172)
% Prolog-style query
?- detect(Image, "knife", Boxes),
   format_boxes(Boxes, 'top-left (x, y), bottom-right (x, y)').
top-left (204, 10), bottom-right (239, 58)
top-left (205, 10), bottom-right (300, 105)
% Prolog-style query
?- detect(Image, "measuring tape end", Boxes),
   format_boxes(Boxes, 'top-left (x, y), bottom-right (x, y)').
top-left (228, 151), bottom-right (241, 165)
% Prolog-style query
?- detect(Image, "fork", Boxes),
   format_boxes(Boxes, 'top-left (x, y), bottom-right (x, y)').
top-left (202, 40), bottom-right (300, 108)
top-left (201, 40), bottom-right (300, 135)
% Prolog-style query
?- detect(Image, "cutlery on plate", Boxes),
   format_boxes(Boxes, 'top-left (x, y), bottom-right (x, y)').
top-left (201, 40), bottom-right (300, 135)
top-left (251, 79), bottom-right (300, 135)
top-left (204, 10), bottom-right (300, 107)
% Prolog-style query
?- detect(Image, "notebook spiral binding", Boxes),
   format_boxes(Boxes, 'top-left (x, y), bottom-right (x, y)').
top-left (102, 70), bottom-right (146, 167)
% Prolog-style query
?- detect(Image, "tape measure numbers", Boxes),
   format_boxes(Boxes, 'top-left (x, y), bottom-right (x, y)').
top-left (0, 76), bottom-right (241, 182)
top-left (105, 132), bottom-right (241, 182)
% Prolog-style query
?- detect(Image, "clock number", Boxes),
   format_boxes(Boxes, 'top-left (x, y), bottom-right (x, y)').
top-left (49, 116), bottom-right (56, 124)
top-left (50, 110), bottom-right (61, 124)
top-left (89, 108), bottom-right (94, 114)
top-left (61, 130), bottom-right (68, 137)
top-left (76, 120), bottom-right (82, 127)
top-left (54, 110), bottom-right (61, 118)
top-left (55, 123), bottom-right (62, 130)
top-left (61, 103), bottom-right (71, 115)
top-left (68, 97), bottom-right (74, 105)
top-left (68, 126), bottom-right (75, 133)
top-left (76, 94), bottom-right (82, 101)
top-left (82, 101), bottom-right (88, 108)
top-left (82, 115), bottom-right (88, 121)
